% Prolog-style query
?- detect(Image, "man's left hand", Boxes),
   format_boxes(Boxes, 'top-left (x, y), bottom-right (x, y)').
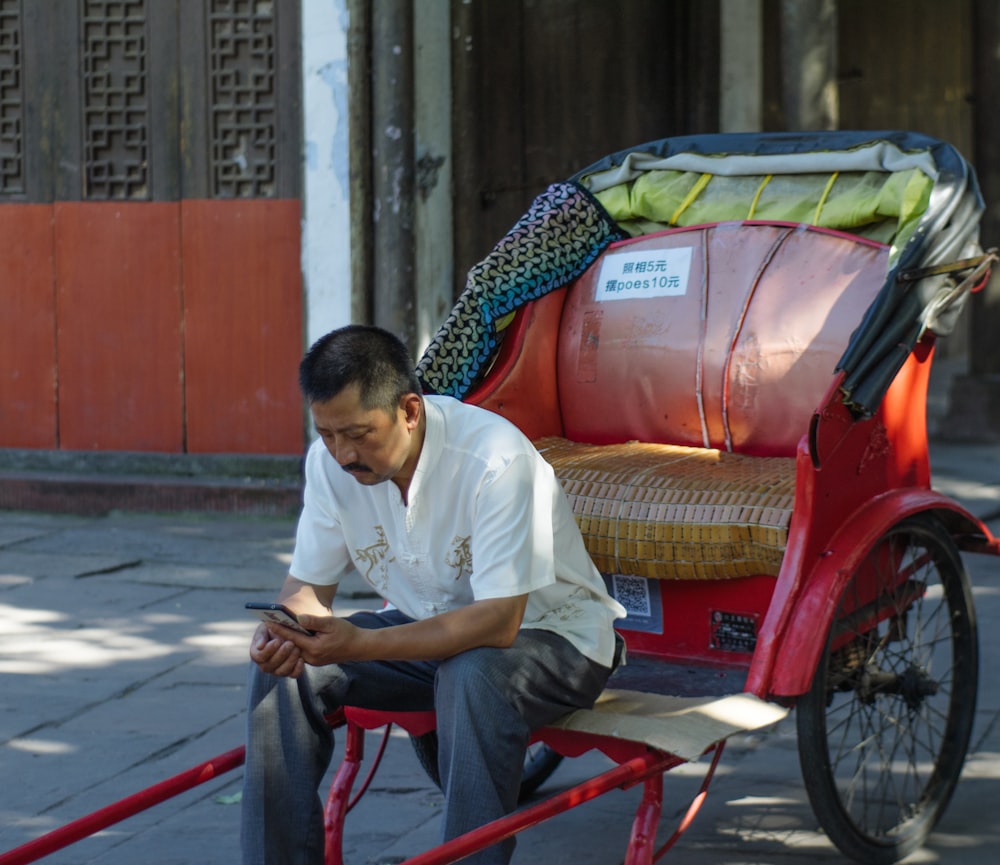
top-left (268, 614), bottom-right (367, 667)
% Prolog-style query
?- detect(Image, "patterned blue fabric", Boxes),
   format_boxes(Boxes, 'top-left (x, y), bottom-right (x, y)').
top-left (416, 181), bottom-right (626, 398)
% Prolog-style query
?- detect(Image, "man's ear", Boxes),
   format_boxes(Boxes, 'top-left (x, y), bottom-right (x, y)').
top-left (400, 393), bottom-right (422, 430)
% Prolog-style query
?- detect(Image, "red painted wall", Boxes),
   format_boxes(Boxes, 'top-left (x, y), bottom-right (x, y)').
top-left (182, 199), bottom-right (304, 454)
top-left (0, 200), bottom-right (303, 455)
top-left (0, 206), bottom-right (57, 449)
top-left (55, 202), bottom-right (184, 452)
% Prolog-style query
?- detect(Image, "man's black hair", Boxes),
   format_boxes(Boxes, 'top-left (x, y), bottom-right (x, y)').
top-left (299, 325), bottom-right (422, 413)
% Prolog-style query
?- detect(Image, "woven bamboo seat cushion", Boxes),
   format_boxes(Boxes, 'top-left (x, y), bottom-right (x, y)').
top-left (535, 436), bottom-right (797, 580)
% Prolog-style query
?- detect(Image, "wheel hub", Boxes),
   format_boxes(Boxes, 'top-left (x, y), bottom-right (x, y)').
top-left (855, 663), bottom-right (939, 710)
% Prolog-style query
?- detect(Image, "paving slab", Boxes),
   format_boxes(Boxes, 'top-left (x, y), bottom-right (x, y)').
top-left (10, 518), bottom-right (291, 569)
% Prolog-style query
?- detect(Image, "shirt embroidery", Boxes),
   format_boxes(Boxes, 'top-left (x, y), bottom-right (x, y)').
top-left (355, 525), bottom-right (393, 593)
top-left (537, 588), bottom-right (589, 623)
top-left (445, 535), bottom-right (473, 581)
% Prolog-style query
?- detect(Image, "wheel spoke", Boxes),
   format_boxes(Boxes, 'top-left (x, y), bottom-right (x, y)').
top-left (796, 517), bottom-right (977, 863)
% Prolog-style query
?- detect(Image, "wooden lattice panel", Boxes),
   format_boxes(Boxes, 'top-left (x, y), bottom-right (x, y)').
top-left (0, 0), bottom-right (23, 195)
top-left (81, 0), bottom-right (150, 199)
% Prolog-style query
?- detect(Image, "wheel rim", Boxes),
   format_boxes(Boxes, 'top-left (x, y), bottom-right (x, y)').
top-left (813, 520), bottom-right (976, 850)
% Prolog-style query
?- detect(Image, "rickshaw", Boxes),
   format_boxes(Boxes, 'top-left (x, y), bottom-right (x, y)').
top-left (2, 130), bottom-right (997, 865)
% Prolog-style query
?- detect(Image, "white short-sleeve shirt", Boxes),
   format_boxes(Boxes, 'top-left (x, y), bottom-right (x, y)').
top-left (290, 394), bottom-right (625, 667)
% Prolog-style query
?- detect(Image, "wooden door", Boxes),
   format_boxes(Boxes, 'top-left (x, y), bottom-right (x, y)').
top-left (0, 0), bottom-right (304, 454)
top-left (450, 0), bottom-right (721, 295)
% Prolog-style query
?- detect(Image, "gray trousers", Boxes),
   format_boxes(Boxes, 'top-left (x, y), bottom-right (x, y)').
top-left (240, 609), bottom-right (615, 865)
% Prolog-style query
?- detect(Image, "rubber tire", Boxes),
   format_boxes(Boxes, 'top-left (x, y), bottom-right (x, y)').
top-left (796, 514), bottom-right (978, 864)
top-left (409, 732), bottom-right (564, 803)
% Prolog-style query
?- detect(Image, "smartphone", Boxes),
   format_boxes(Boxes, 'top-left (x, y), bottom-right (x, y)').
top-left (245, 601), bottom-right (316, 636)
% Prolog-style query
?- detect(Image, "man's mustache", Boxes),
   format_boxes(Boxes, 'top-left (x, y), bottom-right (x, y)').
top-left (341, 462), bottom-right (371, 474)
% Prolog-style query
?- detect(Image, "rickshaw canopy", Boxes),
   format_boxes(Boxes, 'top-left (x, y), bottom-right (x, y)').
top-left (419, 130), bottom-right (987, 418)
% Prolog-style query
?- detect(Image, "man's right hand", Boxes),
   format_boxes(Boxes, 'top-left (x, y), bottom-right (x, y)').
top-left (249, 622), bottom-right (306, 679)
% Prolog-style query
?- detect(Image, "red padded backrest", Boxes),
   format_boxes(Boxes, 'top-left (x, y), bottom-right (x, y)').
top-left (466, 288), bottom-right (567, 441)
top-left (556, 223), bottom-right (889, 455)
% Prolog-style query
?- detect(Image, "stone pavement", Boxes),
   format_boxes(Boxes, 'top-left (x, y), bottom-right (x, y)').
top-left (1, 440), bottom-right (1000, 865)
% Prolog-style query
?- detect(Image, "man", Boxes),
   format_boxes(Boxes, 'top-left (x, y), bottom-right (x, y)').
top-left (242, 324), bottom-right (625, 865)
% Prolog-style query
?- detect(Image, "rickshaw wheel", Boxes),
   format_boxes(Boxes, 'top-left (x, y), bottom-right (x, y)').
top-left (409, 732), bottom-right (564, 803)
top-left (796, 514), bottom-right (978, 864)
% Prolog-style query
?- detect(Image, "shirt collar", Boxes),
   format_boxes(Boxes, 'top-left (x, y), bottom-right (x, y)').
top-left (408, 395), bottom-right (444, 503)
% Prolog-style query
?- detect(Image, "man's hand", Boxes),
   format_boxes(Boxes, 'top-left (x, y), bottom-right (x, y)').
top-left (248, 575), bottom-right (341, 677)
top-left (249, 621), bottom-right (307, 679)
top-left (250, 613), bottom-right (373, 675)
top-left (249, 589), bottom-right (530, 673)
top-left (264, 613), bottom-right (370, 669)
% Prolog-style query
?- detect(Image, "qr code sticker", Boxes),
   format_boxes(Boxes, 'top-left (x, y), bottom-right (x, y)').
top-left (612, 574), bottom-right (651, 617)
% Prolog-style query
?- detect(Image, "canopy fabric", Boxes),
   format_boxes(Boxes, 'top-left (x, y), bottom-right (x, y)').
top-left (593, 168), bottom-right (933, 251)
top-left (572, 130), bottom-right (986, 417)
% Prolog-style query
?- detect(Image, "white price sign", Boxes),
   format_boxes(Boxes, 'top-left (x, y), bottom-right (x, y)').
top-left (595, 247), bottom-right (693, 301)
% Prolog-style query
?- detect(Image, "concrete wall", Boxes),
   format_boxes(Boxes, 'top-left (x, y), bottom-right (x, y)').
top-left (301, 0), bottom-right (354, 350)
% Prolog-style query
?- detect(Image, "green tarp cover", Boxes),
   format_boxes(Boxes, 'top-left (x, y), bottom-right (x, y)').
top-left (595, 168), bottom-right (933, 256)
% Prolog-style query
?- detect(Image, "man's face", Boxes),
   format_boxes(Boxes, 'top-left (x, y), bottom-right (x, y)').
top-left (310, 384), bottom-right (419, 487)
